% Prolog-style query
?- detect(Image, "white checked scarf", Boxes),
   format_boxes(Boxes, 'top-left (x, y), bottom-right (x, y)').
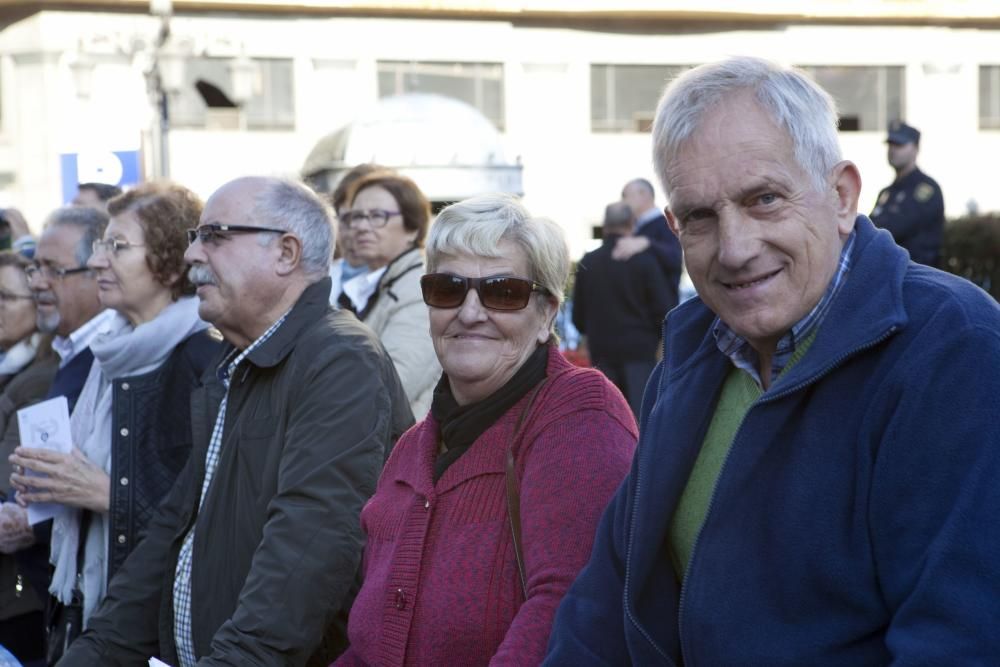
top-left (172, 311), bottom-right (289, 667)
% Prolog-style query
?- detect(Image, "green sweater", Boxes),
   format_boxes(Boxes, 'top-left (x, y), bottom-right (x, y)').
top-left (668, 335), bottom-right (816, 579)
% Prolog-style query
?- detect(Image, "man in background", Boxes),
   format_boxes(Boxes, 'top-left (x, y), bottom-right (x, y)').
top-left (71, 183), bottom-right (123, 212)
top-left (573, 201), bottom-right (669, 417)
top-left (2, 205), bottom-right (111, 665)
top-left (870, 121), bottom-right (945, 267)
top-left (615, 178), bottom-right (683, 315)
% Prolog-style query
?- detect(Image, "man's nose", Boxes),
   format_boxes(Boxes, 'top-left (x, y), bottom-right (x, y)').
top-left (27, 272), bottom-right (50, 291)
top-left (716, 209), bottom-right (761, 270)
top-left (184, 241), bottom-right (205, 265)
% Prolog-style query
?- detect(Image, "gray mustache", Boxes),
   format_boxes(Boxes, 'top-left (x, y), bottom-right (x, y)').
top-left (188, 264), bottom-right (218, 287)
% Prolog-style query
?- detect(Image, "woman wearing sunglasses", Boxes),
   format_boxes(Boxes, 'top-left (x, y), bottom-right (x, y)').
top-left (334, 193), bottom-right (637, 666)
top-left (9, 182), bottom-right (220, 649)
top-left (338, 171), bottom-right (440, 419)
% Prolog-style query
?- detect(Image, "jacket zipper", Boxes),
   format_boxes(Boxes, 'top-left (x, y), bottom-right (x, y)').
top-left (675, 324), bottom-right (899, 663)
top-left (623, 316), bottom-right (675, 664)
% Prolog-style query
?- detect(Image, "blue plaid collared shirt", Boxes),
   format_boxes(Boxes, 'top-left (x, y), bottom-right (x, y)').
top-left (172, 311), bottom-right (290, 667)
top-left (713, 230), bottom-right (857, 388)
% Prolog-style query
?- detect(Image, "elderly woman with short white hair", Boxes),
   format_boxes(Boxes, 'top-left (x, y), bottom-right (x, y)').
top-left (334, 193), bottom-right (637, 666)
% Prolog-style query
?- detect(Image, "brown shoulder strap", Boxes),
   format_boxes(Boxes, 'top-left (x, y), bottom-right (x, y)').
top-left (505, 377), bottom-right (548, 599)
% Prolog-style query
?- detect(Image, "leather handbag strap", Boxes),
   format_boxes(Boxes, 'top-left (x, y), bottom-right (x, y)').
top-left (505, 377), bottom-right (548, 599)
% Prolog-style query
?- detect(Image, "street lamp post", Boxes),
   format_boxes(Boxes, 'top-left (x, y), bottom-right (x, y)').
top-left (147, 0), bottom-right (174, 179)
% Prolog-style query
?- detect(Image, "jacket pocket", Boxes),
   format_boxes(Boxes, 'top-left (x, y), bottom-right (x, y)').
top-left (234, 416), bottom-right (279, 509)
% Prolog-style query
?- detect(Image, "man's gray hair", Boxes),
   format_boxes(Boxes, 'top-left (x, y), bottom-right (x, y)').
top-left (428, 193), bottom-right (570, 306)
top-left (252, 178), bottom-right (334, 277)
top-left (44, 205), bottom-right (109, 266)
top-left (652, 56), bottom-right (842, 198)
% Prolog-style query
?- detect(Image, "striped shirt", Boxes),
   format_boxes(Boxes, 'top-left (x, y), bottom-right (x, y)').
top-left (172, 311), bottom-right (289, 667)
top-left (712, 230), bottom-right (857, 388)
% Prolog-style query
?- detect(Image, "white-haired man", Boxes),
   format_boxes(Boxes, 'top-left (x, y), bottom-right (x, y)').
top-left (59, 176), bottom-right (414, 666)
top-left (545, 57), bottom-right (1000, 665)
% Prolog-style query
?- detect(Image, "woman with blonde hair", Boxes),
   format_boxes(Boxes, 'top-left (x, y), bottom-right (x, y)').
top-left (335, 193), bottom-right (636, 666)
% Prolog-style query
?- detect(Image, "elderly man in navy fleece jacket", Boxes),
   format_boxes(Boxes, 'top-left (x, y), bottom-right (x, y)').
top-left (545, 56), bottom-right (1000, 666)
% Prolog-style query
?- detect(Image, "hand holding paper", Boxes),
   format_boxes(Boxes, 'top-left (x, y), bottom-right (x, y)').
top-left (9, 446), bottom-right (110, 514)
top-left (11, 396), bottom-right (109, 522)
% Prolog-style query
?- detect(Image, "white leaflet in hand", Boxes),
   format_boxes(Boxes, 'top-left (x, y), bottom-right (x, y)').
top-left (149, 659), bottom-right (173, 667)
top-left (17, 396), bottom-right (72, 525)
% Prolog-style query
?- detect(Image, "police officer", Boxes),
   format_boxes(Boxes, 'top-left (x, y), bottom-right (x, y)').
top-left (870, 121), bottom-right (945, 267)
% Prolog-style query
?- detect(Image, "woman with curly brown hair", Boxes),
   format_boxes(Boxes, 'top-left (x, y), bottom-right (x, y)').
top-left (9, 182), bottom-right (221, 647)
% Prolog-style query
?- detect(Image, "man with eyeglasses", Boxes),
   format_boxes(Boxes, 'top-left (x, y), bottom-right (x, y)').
top-left (2, 205), bottom-right (112, 666)
top-left (29, 207), bottom-right (114, 409)
top-left (59, 176), bottom-right (414, 667)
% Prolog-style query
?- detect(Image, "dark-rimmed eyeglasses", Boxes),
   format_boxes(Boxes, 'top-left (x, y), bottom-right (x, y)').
top-left (92, 238), bottom-right (146, 256)
top-left (25, 264), bottom-right (91, 283)
top-left (420, 273), bottom-right (548, 311)
top-left (186, 224), bottom-right (288, 246)
top-left (338, 209), bottom-right (401, 228)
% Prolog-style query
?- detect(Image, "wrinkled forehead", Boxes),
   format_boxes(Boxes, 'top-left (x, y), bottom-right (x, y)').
top-left (663, 100), bottom-right (795, 196)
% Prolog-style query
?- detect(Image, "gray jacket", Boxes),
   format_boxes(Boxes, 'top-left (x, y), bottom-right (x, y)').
top-left (361, 247), bottom-right (439, 420)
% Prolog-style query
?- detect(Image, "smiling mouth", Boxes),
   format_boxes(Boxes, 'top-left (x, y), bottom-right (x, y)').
top-left (451, 333), bottom-right (493, 340)
top-left (723, 269), bottom-right (781, 291)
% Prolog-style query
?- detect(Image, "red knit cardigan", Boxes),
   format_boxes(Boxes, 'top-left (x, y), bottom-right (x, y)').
top-left (334, 347), bottom-right (637, 666)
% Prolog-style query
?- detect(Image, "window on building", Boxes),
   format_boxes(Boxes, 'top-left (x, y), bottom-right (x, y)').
top-left (590, 64), bottom-right (690, 133)
top-left (377, 61), bottom-right (505, 130)
top-left (798, 66), bottom-right (903, 132)
top-left (171, 57), bottom-right (295, 130)
top-left (980, 65), bottom-right (1000, 130)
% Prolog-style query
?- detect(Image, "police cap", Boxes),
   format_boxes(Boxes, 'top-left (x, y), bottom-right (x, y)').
top-left (886, 120), bottom-right (920, 145)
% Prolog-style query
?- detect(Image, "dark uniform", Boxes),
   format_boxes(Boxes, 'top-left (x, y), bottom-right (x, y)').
top-left (870, 122), bottom-right (945, 267)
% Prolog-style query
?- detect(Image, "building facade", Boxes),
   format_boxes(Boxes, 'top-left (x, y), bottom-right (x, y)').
top-left (1, 1), bottom-right (998, 255)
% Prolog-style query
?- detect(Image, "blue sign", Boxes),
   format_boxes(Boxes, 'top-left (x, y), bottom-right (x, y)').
top-left (60, 150), bottom-right (142, 203)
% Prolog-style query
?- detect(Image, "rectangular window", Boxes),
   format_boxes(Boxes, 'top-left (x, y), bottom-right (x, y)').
top-left (171, 57), bottom-right (295, 130)
top-left (798, 65), bottom-right (904, 132)
top-left (377, 61), bottom-right (505, 130)
top-left (980, 65), bottom-right (1000, 130)
top-left (590, 64), bottom-right (690, 133)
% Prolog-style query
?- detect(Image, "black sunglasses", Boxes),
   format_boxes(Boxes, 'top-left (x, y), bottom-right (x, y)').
top-left (420, 273), bottom-right (548, 311)
top-left (187, 224), bottom-right (288, 246)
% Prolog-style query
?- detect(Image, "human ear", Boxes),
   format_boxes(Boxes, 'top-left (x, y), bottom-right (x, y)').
top-left (830, 161), bottom-right (862, 235)
top-left (536, 296), bottom-right (559, 345)
top-left (275, 234), bottom-right (303, 276)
